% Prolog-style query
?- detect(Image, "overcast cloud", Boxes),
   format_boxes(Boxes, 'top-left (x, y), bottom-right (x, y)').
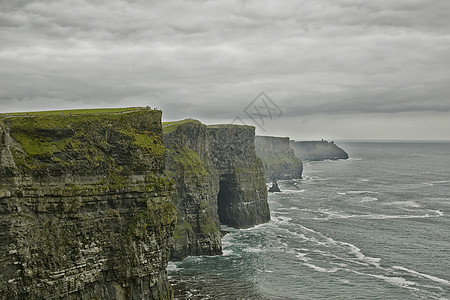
top-left (1, 0), bottom-right (449, 140)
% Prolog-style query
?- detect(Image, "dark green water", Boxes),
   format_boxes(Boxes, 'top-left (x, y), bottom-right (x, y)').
top-left (168, 142), bottom-right (450, 299)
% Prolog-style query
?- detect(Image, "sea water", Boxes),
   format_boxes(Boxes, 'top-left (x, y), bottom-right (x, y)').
top-left (168, 142), bottom-right (450, 299)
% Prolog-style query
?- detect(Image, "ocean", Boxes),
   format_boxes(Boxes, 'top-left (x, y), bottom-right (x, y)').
top-left (168, 142), bottom-right (450, 299)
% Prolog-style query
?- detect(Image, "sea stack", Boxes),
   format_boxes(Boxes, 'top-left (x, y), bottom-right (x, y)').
top-left (268, 180), bottom-right (281, 193)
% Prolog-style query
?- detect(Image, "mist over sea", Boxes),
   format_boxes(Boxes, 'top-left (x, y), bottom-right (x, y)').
top-left (168, 142), bottom-right (450, 299)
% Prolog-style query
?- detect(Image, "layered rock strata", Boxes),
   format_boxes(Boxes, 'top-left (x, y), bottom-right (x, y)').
top-left (0, 109), bottom-right (176, 300)
top-left (290, 140), bottom-right (349, 161)
top-left (163, 121), bottom-right (270, 260)
top-left (255, 136), bottom-right (303, 181)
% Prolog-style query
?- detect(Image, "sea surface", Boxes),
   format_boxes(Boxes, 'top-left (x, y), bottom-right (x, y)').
top-left (168, 142), bottom-right (450, 299)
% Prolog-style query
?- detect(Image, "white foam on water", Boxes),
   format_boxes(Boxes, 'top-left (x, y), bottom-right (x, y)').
top-left (312, 210), bottom-right (443, 221)
top-left (243, 247), bottom-right (263, 253)
top-left (167, 261), bottom-right (182, 272)
top-left (348, 269), bottom-right (418, 289)
top-left (360, 196), bottom-right (378, 203)
top-left (347, 190), bottom-right (378, 194)
top-left (304, 263), bottom-right (339, 273)
top-left (222, 249), bottom-right (233, 256)
top-left (273, 211), bottom-right (290, 215)
top-left (340, 241), bottom-right (381, 268)
top-left (424, 180), bottom-right (450, 186)
top-left (435, 210), bottom-right (444, 216)
top-left (348, 157), bottom-right (362, 161)
top-left (241, 222), bottom-right (270, 231)
top-left (295, 252), bottom-right (310, 262)
top-left (385, 200), bottom-right (421, 208)
top-left (392, 266), bottom-right (450, 286)
top-left (337, 192), bottom-right (347, 195)
top-left (281, 189), bottom-right (307, 195)
top-left (288, 206), bottom-right (301, 210)
top-left (270, 216), bottom-right (292, 225)
top-left (361, 179), bottom-right (370, 182)
top-left (332, 262), bottom-right (348, 268)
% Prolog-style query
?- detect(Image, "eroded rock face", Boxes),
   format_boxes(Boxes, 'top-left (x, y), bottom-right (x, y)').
top-left (255, 136), bottom-right (303, 181)
top-left (163, 122), bottom-right (270, 260)
top-left (289, 140), bottom-right (349, 161)
top-left (207, 125), bottom-right (269, 229)
top-left (163, 121), bottom-right (222, 261)
top-left (0, 109), bottom-right (176, 300)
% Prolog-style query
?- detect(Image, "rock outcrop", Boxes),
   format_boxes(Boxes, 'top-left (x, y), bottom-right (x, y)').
top-left (268, 180), bottom-right (281, 193)
top-left (163, 121), bottom-right (270, 260)
top-left (0, 109), bottom-right (176, 300)
top-left (290, 140), bottom-right (349, 161)
top-left (255, 136), bottom-right (303, 181)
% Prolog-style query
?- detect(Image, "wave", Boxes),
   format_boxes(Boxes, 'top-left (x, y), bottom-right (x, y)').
top-left (310, 209), bottom-right (443, 221)
top-left (424, 180), bottom-right (450, 186)
top-left (276, 206), bottom-right (302, 211)
top-left (360, 196), bottom-right (378, 203)
top-left (280, 189), bottom-right (307, 195)
top-left (385, 200), bottom-right (421, 208)
top-left (346, 190), bottom-right (378, 194)
top-left (349, 269), bottom-right (417, 288)
top-left (243, 247), bottom-right (263, 253)
top-left (222, 249), bottom-right (233, 256)
top-left (167, 261), bottom-right (182, 272)
top-left (348, 157), bottom-right (362, 161)
top-left (304, 263), bottom-right (339, 273)
top-left (270, 216), bottom-right (292, 225)
top-left (392, 266), bottom-right (450, 286)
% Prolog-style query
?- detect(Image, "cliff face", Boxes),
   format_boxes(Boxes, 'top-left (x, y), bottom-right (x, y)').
top-left (163, 121), bottom-right (221, 261)
top-left (290, 140), bottom-right (349, 161)
top-left (255, 136), bottom-right (303, 181)
top-left (207, 125), bottom-right (270, 229)
top-left (0, 109), bottom-right (176, 300)
top-left (163, 121), bottom-right (270, 260)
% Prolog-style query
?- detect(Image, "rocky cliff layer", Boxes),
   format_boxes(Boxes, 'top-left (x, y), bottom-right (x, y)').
top-left (290, 140), bottom-right (349, 161)
top-left (0, 109), bottom-right (176, 300)
top-left (163, 121), bottom-right (270, 260)
top-left (255, 136), bottom-right (303, 181)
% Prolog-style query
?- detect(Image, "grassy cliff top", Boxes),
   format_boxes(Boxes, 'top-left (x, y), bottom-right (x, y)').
top-left (207, 124), bottom-right (254, 129)
top-left (162, 119), bottom-right (201, 134)
top-left (1, 107), bottom-right (149, 117)
top-left (1, 108), bottom-right (164, 175)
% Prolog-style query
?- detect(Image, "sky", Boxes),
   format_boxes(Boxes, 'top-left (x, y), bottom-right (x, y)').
top-left (1, 0), bottom-right (449, 140)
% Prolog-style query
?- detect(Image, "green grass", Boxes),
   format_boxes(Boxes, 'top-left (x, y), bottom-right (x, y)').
top-left (162, 119), bottom-right (201, 134)
top-left (2, 109), bottom-right (164, 175)
top-left (2, 107), bottom-right (143, 116)
top-left (167, 146), bottom-right (208, 177)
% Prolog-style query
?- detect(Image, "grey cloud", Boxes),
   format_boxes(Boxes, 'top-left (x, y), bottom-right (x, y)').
top-left (0, 0), bottom-right (449, 139)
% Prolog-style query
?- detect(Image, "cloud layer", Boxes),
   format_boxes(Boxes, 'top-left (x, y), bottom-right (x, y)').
top-left (1, 0), bottom-right (449, 139)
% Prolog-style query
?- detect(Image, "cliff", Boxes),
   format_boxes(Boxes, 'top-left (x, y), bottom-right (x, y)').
top-left (290, 140), bottom-right (349, 161)
top-left (163, 120), bottom-right (270, 260)
top-left (0, 109), bottom-right (176, 299)
top-left (207, 125), bottom-right (270, 229)
top-left (255, 136), bottom-right (303, 181)
top-left (163, 121), bottom-right (221, 261)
